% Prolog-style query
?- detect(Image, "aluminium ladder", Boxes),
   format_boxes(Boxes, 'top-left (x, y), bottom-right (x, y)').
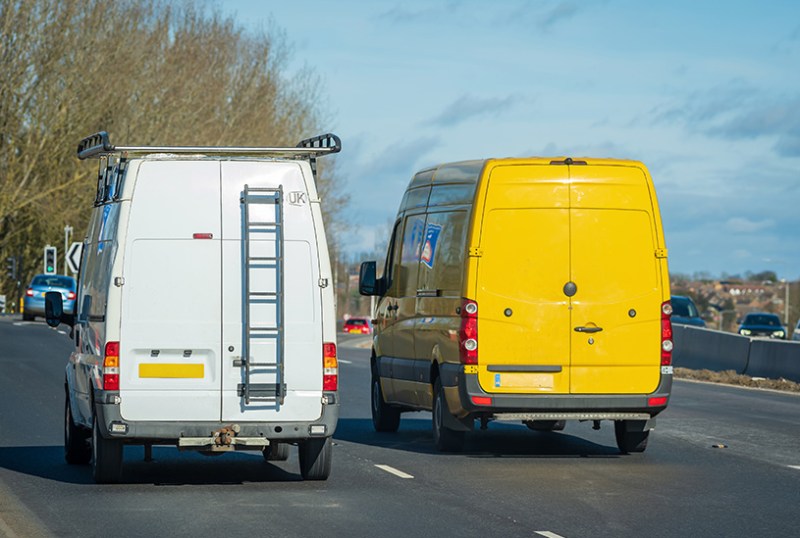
top-left (238, 184), bottom-right (286, 405)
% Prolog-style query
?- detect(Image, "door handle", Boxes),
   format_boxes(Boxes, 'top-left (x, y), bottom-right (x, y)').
top-left (574, 326), bottom-right (603, 333)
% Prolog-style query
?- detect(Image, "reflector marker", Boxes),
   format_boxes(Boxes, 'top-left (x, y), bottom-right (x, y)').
top-left (374, 464), bottom-right (413, 479)
top-left (535, 532), bottom-right (567, 538)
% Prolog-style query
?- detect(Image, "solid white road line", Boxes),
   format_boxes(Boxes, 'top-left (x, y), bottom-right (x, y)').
top-left (535, 532), bottom-right (567, 538)
top-left (374, 464), bottom-right (414, 479)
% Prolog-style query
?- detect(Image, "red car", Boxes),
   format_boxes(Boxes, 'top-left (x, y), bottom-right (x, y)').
top-left (343, 317), bottom-right (372, 334)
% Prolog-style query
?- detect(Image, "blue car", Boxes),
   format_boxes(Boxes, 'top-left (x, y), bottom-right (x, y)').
top-left (670, 295), bottom-right (706, 327)
top-left (23, 274), bottom-right (76, 321)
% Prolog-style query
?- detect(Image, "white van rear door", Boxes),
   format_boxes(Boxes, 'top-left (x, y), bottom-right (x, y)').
top-left (120, 160), bottom-right (222, 422)
top-left (220, 161), bottom-right (324, 422)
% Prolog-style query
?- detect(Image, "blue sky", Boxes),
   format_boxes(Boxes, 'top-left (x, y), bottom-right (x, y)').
top-left (223, 0), bottom-right (800, 280)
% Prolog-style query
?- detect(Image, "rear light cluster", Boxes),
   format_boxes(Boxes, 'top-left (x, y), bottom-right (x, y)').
top-left (459, 299), bottom-right (478, 365)
top-left (661, 301), bottom-right (673, 366)
top-left (103, 341), bottom-right (120, 390)
top-left (25, 288), bottom-right (33, 297)
top-left (67, 291), bottom-right (77, 300)
top-left (323, 342), bottom-right (338, 391)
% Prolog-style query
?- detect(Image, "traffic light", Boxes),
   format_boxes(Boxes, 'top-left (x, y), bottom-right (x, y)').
top-left (5, 256), bottom-right (15, 279)
top-left (44, 246), bottom-right (57, 274)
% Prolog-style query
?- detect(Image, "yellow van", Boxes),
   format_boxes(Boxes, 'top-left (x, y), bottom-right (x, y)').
top-left (359, 157), bottom-right (673, 453)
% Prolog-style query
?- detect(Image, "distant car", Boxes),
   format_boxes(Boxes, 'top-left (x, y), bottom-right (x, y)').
top-left (737, 312), bottom-right (786, 339)
top-left (670, 295), bottom-right (706, 327)
top-left (23, 274), bottom-right (76, 321)
top-left (343, 317), bottom-right (372, 334)
top-left (792, 319), bottom-right (800, 341)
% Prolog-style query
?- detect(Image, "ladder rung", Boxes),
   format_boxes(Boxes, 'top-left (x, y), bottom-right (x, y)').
top-left (249, 292), bottom-right (278, 297)
top-left (247, 222), bottom-right (281, 227)
top-left (249, 256), bottom-right (279, 262)
top-left (250, 326), bottom-right (280, 331)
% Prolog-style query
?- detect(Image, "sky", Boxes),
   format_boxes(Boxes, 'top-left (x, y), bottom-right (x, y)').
top-left (222, 0), bottom-right (800, 280)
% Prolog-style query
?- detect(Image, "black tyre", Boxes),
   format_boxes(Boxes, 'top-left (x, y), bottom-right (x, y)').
top-left (371, 365), bottom-right (400, 432)
top-left (298, 437), bottom-right (332, 481)
top-left (64, 395), bottom-right (90, 464)
top-left (614, 420), bottom-right (650, 454)
top-left (22, 313), bottom-right (34, 321)
top-left (262, 442), bottom-right (290, 461)
top-left (432, 379), bottom-right (464, 452)
top-left (92, 414), bottom-right (123, 483)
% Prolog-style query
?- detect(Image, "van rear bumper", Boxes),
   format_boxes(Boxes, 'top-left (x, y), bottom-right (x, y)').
top-left (440, 363), bottom-right (671, 419)
top-left (94, 393), bottom-right (339, 444)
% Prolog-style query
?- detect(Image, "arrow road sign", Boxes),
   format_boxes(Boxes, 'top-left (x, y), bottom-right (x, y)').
top-left (66, 242), bottom-right (83, 274)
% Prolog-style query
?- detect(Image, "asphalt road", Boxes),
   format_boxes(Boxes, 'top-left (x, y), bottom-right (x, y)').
top-left (1, 317), bottom-right (798, 537)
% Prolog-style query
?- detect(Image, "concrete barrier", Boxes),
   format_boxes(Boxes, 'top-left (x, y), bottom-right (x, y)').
top-left (672, 324), bottom-right (750, 374)
top-left (744, 339), bottom-right (800, 382)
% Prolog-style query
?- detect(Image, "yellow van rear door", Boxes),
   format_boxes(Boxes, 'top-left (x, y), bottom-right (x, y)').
top-left (476, 163), bottom-right (571, 395)
top-left (568, 164), bottom-right (661, 394)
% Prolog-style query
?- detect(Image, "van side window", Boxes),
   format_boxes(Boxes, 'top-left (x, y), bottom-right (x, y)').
top-left (428, 184), bottom-right (476, 207)
top-left (400, 187), bottom-right (431, 212)
top-left (398, 214), bottom-right (426, 297)
top-left (417, 211), bottom-right (468, 293)
top-left (383, 220), bottom-right (403, 293)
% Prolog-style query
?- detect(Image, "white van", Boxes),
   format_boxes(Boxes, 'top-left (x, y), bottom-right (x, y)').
top-left (46, 132), bottom-right (341, 482)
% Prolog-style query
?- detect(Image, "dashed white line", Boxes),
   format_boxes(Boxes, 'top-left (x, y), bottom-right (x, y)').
top-left (374, 464), bottom-right (414, 479)
top-left (339, 359), bottom-right (353, 364)
top-left (789, 465), bottom-right (800, 471)
top-left (535, 532), bottom-right (567, 538)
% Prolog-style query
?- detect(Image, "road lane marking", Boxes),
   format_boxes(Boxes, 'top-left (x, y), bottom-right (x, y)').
top-left (374, 464), bottom-right (414, 479)
top-left (789, 465), bottom-right (800, 471)
top-left (339, 359), bottom-right (352, 364)
top-left (535, 532), bottom-right (567, 538)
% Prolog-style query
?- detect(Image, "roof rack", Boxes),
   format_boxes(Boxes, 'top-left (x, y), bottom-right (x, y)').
top-left (77, 131), bottom-right (342, 160)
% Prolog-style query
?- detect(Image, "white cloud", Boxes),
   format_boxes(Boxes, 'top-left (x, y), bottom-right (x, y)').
top-left (725, 217), bottom-right (775, 233)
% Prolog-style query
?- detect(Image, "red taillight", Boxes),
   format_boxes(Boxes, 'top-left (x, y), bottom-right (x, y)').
top-left (103, 341), bottom-right (120, 391)
top-left (459, 299), bottom-right (478, 365)
top-left (26, 288), bottom-right (34, 297)
top-left (471, 396), bottom-right (492, 406)
top-left (67, 291), bottom-right (76, 300)
top-left (323, 342), bottom-right (338, 391)
top-left (648, 396), bottom-right (668, 407)
top-left (661, 301), bottom-right (673, 366)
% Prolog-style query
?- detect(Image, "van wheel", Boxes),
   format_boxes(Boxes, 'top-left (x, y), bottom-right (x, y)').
top-left (371, 367), bottom-right (400, 432)
top-left (92, 413), bottom-right (123, 483)
top-left (614, 420), bottom-right (649, 454)
top-left (22, 313), bottom-right (34, 321)
top-left (65, 395), bottom-right (90, 464)
top-left (263, 442), bottom-right (290, 461)
top-left (298, 437), bottom-right (332, 480)
top-left (525, 420), bottom-right (566, 432)
top-left (432, 379), bottom-right (464, 452)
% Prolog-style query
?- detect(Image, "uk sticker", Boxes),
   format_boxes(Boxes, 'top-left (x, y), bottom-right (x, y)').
top-left (661, 366), bottom-right (673, 375)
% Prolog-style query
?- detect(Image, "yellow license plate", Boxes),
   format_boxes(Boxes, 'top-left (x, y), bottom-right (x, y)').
top-left (139, 363), bottom-right (204, 379)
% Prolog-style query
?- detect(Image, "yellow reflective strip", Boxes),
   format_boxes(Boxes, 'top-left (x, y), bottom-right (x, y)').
top-left (138, 364), bottom-right (204, 379)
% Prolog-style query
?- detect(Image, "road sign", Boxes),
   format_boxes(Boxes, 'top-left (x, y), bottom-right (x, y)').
top-left (66, 242), bottom-right (82, 274)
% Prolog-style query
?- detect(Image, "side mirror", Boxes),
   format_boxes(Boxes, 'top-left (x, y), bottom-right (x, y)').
top-left (45, 291), bottom-right (75, 328)
top-left (44, 291), bottom-right (63, 327)
top-left (359, 261), bottom-right (386, 296)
